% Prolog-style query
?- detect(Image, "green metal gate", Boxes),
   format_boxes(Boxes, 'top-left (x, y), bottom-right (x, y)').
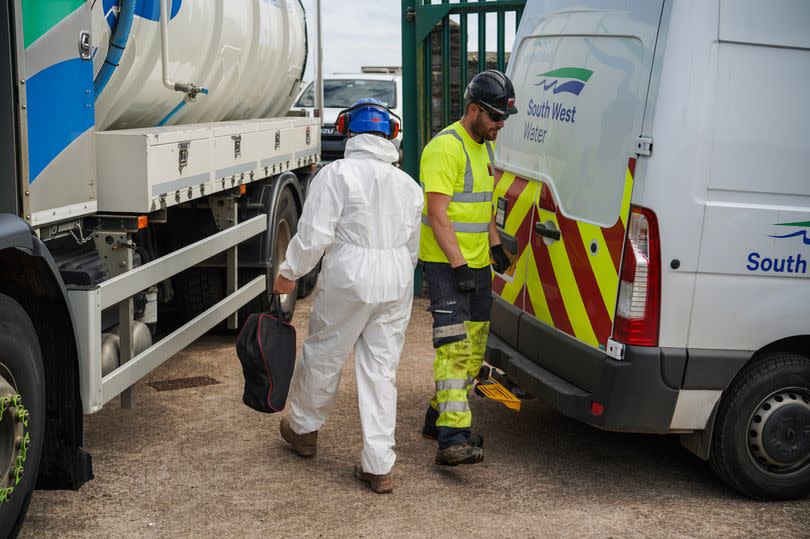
top-left (400, 0), bottom-right (526, 180)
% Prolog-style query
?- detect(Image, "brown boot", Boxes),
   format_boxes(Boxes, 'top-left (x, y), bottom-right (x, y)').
top-left (435, 443), bottom-right (484, 466)
top-left (279, 417), bottom-right (317, 457)
top-left (353, 464), bottom-right (394, 494)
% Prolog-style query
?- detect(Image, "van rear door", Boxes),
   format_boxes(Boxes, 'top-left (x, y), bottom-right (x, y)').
top-left (492, 0), bottom-right (664, 388)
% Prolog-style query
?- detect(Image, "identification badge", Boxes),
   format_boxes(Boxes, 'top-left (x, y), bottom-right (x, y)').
top-left (495, 197), bottom-right (508, 228)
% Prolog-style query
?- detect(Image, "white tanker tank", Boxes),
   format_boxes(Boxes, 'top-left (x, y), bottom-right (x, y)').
top-left (90, 0), bottom-right (308, 131)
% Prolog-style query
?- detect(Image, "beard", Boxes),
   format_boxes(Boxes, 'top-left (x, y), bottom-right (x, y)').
top-left (471, 114), bottom-right (498, 142)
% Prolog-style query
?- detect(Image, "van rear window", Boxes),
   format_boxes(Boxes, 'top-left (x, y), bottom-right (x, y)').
top-left (496, 34), bottom-right (649, 228)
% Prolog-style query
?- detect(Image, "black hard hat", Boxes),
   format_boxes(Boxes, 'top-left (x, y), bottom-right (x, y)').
top-left (464, 69), bottom-right (518, 117)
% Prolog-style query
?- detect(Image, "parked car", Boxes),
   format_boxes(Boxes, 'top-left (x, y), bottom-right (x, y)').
top-left (292, 71), bottom-right (403, 162)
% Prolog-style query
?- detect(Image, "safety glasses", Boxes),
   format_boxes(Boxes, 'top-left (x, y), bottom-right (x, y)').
top-left (477, 103), bottom-right (508, 123)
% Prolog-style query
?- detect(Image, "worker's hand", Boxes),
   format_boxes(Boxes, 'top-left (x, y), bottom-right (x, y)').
top-left (452, 264), bottom-right (476, 293)
top-left (273, 274), bottom-right (297, 295)
top-left (490, 244), bottom-right (511, 274)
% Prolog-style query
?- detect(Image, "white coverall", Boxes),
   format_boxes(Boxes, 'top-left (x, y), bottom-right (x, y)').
top-left (278, 133), bottom-right (424, 475)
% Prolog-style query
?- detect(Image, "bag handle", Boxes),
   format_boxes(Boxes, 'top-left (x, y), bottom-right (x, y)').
top-left (270, 293), bottom-right (292, 322)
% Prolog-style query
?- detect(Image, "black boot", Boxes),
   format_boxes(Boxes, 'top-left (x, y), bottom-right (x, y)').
top-left (421, 405), bottom-right (439, 440)
top-left (435, 443), bottom-right (484, 466)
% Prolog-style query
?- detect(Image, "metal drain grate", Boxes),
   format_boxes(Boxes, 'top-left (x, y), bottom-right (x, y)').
top-left (148, 376), bottom-right (221, 392)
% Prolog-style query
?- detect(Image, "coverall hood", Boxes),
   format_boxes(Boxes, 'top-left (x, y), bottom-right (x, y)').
top-left (345, 133), bottom-right (400, 164)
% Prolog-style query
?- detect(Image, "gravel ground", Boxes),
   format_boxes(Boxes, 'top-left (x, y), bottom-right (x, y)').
top-left (20, 296), bottom-right (810, 538)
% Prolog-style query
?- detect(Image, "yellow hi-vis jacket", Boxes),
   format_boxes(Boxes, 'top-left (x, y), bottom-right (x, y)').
top-left (419, 121), bottom-right (495, 269)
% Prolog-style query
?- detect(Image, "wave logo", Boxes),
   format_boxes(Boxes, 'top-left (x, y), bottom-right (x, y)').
top-left (769, 221), bottom-right (810, 245)
top-left (535, 68), bottom-right (593, 96)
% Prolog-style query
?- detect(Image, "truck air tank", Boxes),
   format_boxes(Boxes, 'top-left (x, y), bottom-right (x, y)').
top-left (92, 0), bottom-right (308, 131)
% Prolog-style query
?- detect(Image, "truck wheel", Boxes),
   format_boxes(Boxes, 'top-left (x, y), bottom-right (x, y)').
top-left (174, 267), bottom-right (225, 321)
top-left (297, 261), bottom-right (320, 300)
top-left (710, 352), bottom-right (810, 500)
top-left (0, 294), bottom-right (45, 538)
top-left (271, 188), bottom-right (298, 316)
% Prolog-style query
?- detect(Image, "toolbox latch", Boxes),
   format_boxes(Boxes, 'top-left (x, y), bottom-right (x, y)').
top-left (232, 135), bottom-right (242, 159)
top-left (178, 142), bottom-right (190, 173)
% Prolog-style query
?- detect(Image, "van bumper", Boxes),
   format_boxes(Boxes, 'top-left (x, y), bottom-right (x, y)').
top-left (485, 332), bottom-right (681, 434)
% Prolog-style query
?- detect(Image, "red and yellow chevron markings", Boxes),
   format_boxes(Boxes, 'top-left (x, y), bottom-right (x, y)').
top-left (492, 170), bottom-right (537, 311)
top-left (493, 160), bottom-right (636, 350)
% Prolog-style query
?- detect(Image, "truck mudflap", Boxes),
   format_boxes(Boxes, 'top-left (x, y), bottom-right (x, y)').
top-left (485, 330), bottom-right (681, 434)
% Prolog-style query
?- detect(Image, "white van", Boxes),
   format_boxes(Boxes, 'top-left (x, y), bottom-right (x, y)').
top-left (488, 0), bottom-right (810, 499)
top-left (291, 71), bottom-right (403, 161)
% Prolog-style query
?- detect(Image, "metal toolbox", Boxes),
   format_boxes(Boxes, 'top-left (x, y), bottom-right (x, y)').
top-left (95, 118), bottom-right (320, 213)
top-left (96, 125), bottom-right (212, 213)
top-left (212, 122), bottom-right (260, 184)
top-left (291, 118), bottom-right (319, 165)
top-left (257, 119), bottom-right (296, 177)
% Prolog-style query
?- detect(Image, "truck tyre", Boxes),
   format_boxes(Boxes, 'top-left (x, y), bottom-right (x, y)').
top-left (297, 262), bottom-right (320, 300)
top-left (233, 187), bottom-right (300, 322)
top-left (270, 188), bottom-right (298, 316)
top-left (0, 294), bottom-right (45, 538)
top-left (174, 187), bottom-right (300, 325)
top-left (174, 267), bottom-right (225, 320)
top-left (710, 352), bottom-right (810, 500)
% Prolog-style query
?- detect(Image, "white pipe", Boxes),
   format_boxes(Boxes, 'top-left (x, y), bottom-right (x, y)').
top-left (314, 0), bottom-right (324, 123)
top-left (159, 0), bottom-right (207, 97)
top-left (159, 0), bottom-right (175, 92)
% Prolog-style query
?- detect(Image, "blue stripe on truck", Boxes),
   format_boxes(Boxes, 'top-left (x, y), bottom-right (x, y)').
top-left (26, 58), bottom-right (95, 183)
top-left (103, 0), bottom-right (182, 28)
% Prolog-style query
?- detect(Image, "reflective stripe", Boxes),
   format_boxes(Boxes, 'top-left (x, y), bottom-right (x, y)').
top-left (423, 188), bottom-right (492, 203)
top-left (452, 191), bottom-right (492, 203)
top-left (485, 141), bottom-right (494, 168)
top-left (466, 376), bottom-right (475, 387)
top-left (436, 130), bottom-right (474, 192)
top-left (437, 401), bottom-right (471, 413)
top-left (433, 323), bottom-right (467, 340)
top-left (421, 214), bottom-right (489, 233)
top-left (452, 222), bottom-right (490, 233)
top-left (436, 379), bottom-right (469, 391)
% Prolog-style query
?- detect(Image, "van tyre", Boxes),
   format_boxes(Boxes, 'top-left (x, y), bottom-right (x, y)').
top-left (0, 294), bottom-right (45, 538)
top-left (710, 352), bottom-right (810, 500)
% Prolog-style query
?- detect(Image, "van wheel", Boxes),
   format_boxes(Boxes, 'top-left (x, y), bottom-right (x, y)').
top-left (710, 352), bottom-right (810, 500)
top-left (0, 294), bottom-right (45, 538)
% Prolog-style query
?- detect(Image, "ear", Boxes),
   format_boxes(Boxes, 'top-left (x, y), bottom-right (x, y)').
top-left (389, 119), bottom-right (400, 139)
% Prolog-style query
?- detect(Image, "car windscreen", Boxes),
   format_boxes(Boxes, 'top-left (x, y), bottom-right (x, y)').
top-left (295, 80), bottom-right (397, 108)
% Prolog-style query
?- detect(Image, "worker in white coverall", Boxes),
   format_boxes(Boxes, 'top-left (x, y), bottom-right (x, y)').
top-left (272, 98), bottom-right (423, 494)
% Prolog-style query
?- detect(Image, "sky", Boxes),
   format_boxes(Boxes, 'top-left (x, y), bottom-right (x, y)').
top-left (299, 0), bottom-right (516, 80)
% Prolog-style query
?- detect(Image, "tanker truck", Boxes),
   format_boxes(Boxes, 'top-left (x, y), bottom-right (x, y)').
top-left (0, 1), bottom-right (320, 532)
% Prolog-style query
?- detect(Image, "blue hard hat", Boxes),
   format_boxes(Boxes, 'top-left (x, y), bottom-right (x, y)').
top-left (345, 98), bottom-right (393, 136)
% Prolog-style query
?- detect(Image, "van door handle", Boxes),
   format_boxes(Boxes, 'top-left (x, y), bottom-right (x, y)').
top-left (535, 222), bottom-right (561, 241)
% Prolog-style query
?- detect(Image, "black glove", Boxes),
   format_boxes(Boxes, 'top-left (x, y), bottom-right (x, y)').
top-left (452, 264), bottom-right (476, 293)
top-left (491, 244), bottom-right (511, 274)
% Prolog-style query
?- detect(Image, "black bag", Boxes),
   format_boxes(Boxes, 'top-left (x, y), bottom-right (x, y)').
top-left (236, 296), bottom-right (296, 413)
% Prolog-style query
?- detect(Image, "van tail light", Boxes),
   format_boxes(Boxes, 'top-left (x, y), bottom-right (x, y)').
top-left (612, 205), bottom-right (661, 346)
